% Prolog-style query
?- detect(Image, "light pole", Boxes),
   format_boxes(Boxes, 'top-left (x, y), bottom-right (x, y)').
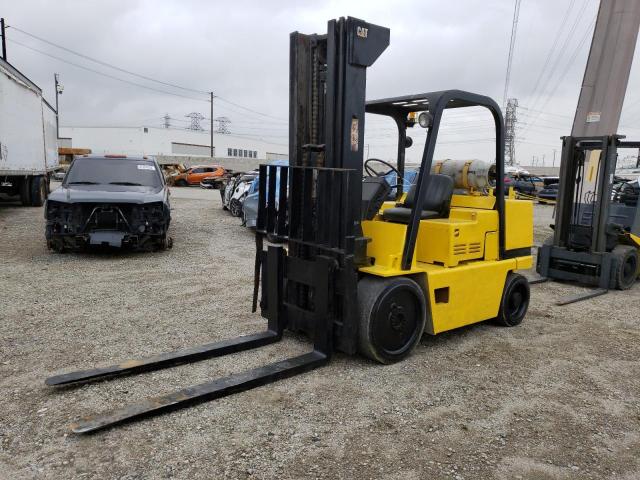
top-left (1, 18), bottom-right (7, 61)
top-left (54, 73), bottom-right (63, 139)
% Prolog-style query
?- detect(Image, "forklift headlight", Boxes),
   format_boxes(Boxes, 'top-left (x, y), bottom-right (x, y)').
top-left (418, 112), bottom-right (432, 128)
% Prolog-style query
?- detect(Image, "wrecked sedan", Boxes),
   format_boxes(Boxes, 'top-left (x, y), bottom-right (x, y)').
top-left (45, 155), bottom-right (172, 252)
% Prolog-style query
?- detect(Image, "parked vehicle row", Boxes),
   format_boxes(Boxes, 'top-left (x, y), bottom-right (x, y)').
top-left (167, 165), bottom-right (226, 186)
top-left (216, 160), bottom-right (288, 228)
top-left (221, 171), bottom-right (258, 217)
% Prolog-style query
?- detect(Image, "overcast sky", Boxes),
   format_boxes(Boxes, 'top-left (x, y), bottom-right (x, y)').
top-left (3, 0), bottom-right (640, 166)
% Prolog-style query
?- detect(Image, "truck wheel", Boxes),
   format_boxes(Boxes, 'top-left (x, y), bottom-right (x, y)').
top-left (358, 276), bottom-right (426, 364)
top-left (612, 245), bottom-right (638, 290)
top-left (30, 176), bottom-right (47, 207)
top-left (176, 179), bottom-right (188, 187)
top-left (496, 273), bottom-right (530, 327)
top-left (19, 177), bottom-right (32, 206)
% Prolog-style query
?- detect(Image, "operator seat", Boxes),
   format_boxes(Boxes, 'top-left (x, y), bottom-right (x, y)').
top-left (382, 174), bottom-right (454, 223)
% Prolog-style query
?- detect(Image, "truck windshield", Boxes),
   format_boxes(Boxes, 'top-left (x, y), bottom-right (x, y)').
top-left (65, 158), bottom-right (162, 187)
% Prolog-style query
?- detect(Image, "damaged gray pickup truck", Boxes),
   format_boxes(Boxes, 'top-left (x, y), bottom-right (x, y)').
top-left (45, 155), bottom-right (172, 252)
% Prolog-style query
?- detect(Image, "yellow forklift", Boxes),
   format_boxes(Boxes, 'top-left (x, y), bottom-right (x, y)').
top-left (45, 17), bottom-right (533, 433)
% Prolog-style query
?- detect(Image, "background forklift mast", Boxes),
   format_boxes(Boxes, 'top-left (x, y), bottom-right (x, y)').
top-left (537, 0), bottom-right (640, 298)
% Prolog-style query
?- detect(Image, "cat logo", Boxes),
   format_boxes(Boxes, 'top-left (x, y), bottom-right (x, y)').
top-left (356, 26), bottom-right (368, 38)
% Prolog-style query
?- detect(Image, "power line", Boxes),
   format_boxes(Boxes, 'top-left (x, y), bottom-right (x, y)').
top-left (9, 38), bottom-right (209, 102)
top-left (520, 14), bottom-right (597, 140)
top-left (527, 0), bottom-right (590, 114)
top-left (9, 25), bottom-right (209, 95)
top-left (524, 0), bottom-right (577, 106)
top-left (9, 23), bottom-right (288, 121)
top-left (214, 97), bottom-right (288, 122)
top-left (503, 0), bottom-right (522, 107)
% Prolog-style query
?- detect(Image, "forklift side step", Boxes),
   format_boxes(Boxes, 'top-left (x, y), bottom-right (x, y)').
top-left (70, 351), bottom-right (328, 434)
top-left (556, 288), bottom-right (608, 306)
top-left (46, 331), bottom-right (280, 386)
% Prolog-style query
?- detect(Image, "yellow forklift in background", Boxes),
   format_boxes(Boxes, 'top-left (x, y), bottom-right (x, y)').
top-left (45, 17), bottom-right (534, 432)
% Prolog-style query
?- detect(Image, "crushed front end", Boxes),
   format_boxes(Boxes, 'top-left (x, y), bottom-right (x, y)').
top-left (45, 201), bottom-right (171, 252)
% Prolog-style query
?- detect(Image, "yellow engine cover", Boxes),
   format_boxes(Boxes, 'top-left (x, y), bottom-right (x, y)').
top-left (416, 209), bottom-right (497, 267)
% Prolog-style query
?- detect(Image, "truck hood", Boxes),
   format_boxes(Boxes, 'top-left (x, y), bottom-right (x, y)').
top-left (49, 184), bottom-right (165, 204)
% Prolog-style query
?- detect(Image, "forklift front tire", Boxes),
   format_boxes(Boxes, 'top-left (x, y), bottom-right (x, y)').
top-left (612, 245), bottom-right (638, 290)
top-left (496, 273), bottom-right (530, 327)
top-left (357, 276), bottom-right (426, 364)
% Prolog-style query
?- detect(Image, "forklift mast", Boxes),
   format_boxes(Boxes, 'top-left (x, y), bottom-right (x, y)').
top-left (289, 17), bottom-right (389, 238)
top-left (255, 18), bottom-right (389, 354)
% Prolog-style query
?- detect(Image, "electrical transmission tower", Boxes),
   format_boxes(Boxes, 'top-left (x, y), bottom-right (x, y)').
top-left (215, 116), bottom-right (231, 134)
top-left (505, 98), bottom-right (518, 166)
top-left (185, 112), bottom-right (204, 131)
top-left (163, 114), bottom-right (171, 129)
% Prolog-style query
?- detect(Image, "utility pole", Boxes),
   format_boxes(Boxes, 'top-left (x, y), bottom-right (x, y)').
top-left (1, 18), bottom-right (7, 61)
top-left (210, 92), bottom-right (214, 158)
top-left (552, 149), bottom-right (556, 167)
top-left (163, 113), bottom-right (171, 129)
top-left (54, 73), bottom-right (63, 139)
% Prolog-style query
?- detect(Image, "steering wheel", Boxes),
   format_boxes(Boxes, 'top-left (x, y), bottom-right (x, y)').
top-left (364, 158), bottom-right (401, 179)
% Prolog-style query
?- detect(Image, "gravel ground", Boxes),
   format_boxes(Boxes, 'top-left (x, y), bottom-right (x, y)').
top-left (1, 185), bottom-right (639, 480)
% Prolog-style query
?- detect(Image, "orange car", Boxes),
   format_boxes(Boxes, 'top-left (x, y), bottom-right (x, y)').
top-left (170, 165), bottom-right (225, 186)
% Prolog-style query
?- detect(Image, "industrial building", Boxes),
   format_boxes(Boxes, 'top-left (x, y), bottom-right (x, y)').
top-left (58, 125), bottom-right (288, 161)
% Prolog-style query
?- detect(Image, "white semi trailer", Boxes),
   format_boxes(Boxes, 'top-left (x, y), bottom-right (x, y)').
top-left (0, 56), bottom-right (58, 206)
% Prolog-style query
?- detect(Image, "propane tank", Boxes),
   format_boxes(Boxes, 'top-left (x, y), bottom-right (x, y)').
top-left (430, 159), bottom-right (496, 190)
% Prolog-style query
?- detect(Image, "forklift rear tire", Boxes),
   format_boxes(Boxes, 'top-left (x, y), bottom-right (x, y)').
top-left (612, 245), bottom-right (638, 290)
top-left (357, 276), bottom-right (426, 364)
top-left (496, 273), bottom-right (530, 327)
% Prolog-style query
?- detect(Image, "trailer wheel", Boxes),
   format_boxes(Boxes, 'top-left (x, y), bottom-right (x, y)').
top-left (496, 273), bottom-right (530, 327)
top-left (19, 177), bottom-right (32, 206)
top-left (358, 276), bottom-right (426, 364)
top-left (612, 245), bottom-right (638, 290)
top-left (30, 176), bottom-right (47, 207)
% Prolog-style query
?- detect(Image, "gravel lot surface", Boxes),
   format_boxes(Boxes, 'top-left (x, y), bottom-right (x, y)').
top-left (1, 185), bottom-right (639, 480)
